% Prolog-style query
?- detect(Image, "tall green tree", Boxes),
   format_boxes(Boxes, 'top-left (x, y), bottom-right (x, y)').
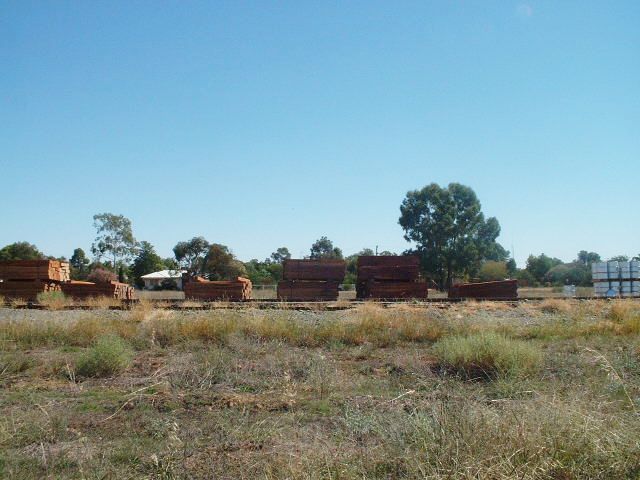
top-left (309, 237), bottom-right (343, 260)
top-left (398, 183), bottom-right (506, 288)
top-left (91, 213), bottom-right (137, 270)
top-left (545, 262), bottom-right (591, 286)
top-left (478, 261), bottom-right (508, 281)
top-left (506, 258), bottom-right (517, 277)
top-left (576, 250), bottom-right (601, 266)
top-left (70, 248), bottom-right (90, 280)
top-left (525, 254), bottom-right (563, 285)
top-left (480, 218), bottom-right (509, 262)
top-left (173, 237), bottom-right (210, 274)
top-left (244, 259), bottom-right (282, 285)
top-left (270, 247), bottom-right (291, 264)
top-left (204, 244), bottom-right (247, 280)
top-left (609, 255), bottom-right (629, 262)
top-left (345, 248), bottom-right (375, 284)
top-left (163, 257), bottom-right (180, 270)
top-left (0, 242), bottom-right (44, 261)
top-left (130, 241), bottom-right (166, 288)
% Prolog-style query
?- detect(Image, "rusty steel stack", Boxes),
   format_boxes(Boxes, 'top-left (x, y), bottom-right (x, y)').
top-left (356, 256), bottom-right (428, 300)
top-left (448, 280), bottom-right (518, 299)
top-left (184, 276), bottom-right (252, 301)
top-left (278, 259), bottom-right (346, 301)
top-left (0, 260), bottom-right (70, 301)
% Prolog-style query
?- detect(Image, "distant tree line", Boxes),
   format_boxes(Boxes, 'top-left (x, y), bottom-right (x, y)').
top-left (1, 184), bottom-right (638, 289)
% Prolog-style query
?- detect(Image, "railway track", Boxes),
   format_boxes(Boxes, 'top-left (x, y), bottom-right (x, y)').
top-left (3, 296), bottom-right (635, 311)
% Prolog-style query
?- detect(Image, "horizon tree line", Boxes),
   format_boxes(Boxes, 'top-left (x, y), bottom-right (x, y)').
top-left (1, 184), bottom-right (638, 289)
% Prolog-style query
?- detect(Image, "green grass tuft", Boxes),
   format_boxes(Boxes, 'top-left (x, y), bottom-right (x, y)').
top-left (76, 334), bottom-right (133, 378)
top-left (433, 332), bottom-right (543, 379)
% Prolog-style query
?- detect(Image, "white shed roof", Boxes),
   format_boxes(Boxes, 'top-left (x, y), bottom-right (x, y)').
top-left (141, 270), bottom-right (185, 280)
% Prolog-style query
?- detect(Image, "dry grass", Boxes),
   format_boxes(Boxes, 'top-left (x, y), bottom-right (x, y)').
top-left (36, 291), bottom-right (73, 310)
top-left (126, 297), bottom-right (156, 322)
top-left (83, 295), bottom-right (121, 309)
top-left (538, 298), bottom-right (573, 314)
top-left (135, 290), bottom-right (185, 300)
top-left (1, 300), bottom-right (639, 478)
top-left (1, 300), bottom-right (640, 351)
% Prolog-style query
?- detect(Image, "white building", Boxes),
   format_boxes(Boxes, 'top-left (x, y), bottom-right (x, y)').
top-left (140, 270), bottom-right (186, 290)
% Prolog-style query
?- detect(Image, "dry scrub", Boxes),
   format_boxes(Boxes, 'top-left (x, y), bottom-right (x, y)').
top-left (0, 300), bottom-right (639, 478)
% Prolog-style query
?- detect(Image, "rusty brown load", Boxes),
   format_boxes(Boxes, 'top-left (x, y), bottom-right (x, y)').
top-left (0, 260), bottom-right (70, 301)
top-left (0, 259), bottom-right (70, 283)
top-left (278, 259), bottom-right (346, 301)
top-left (60, 281), bottom-right (135, 300)
top-left (448, 280), bottom-right (518, 299)
top-left (356, 255), bottom-right (427, 300)
top-left (184, 276), bottom-right (252, 301)
top-left (0, 260), bottom-right (135, 301)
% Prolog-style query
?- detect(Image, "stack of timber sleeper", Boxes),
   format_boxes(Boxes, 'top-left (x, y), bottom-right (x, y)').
top-left (278, 259), bottom-right (346, 301)
top-left (0, 260), bottom-right (134, 301)
top-left (0, 260), bottom-right (70, 282)
top-left (448, 280), bottom-right (518, 299)
top-left (356, 256), bottom-right (427, 300)
top-left (0, 260), bottom-right (69, 301)
top-left (61, 281), bottom-right (135, 300)
top-left (0, 280), bottom-right (62, 301)
top-left (184, 276), bottom-right (252, 301)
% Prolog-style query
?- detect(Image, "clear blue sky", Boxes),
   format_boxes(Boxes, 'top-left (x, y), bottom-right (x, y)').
top-left (1, 1), bottom-right (638, 266)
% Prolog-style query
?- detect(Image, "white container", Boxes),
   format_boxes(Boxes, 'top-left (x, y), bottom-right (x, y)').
top-left (591, 262), bottom-right (620, 280)
top-left (620, 261), bottom-right (640, 279)
top-left (592, 272), bottom-right (613, 281)
top-left (594, 281), bottom-right (621, 297)
top-left (621, 289), bottom-right (640, 298)
top-left (591, 261), bottom-right (619, 271)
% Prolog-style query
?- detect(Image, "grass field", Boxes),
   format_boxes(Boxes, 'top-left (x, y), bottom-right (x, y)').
top-left (1, 300), bottom-right (639, 478)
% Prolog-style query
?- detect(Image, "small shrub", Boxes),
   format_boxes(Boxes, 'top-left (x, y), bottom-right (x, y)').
top-left (9, 297), bottom-right (27, 308)
top-left (538, 299), bottom-right (571, 314)
top-left (76, 334), bottom-right (133, 378)
top-left (87, 268), bottom-right (117, 283)
top-left (127, 298), bottom-right (155, 322)
top-left (608, 301), bottom-right (638, 323)
top-left (84, 295), bottom-right (120, 309)
top-left (0, 352), bottom-right (36, 375)
top-left (606, 301), bottom-right (640, 335)
top-left (433, 332), bottom-right (542, 379)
